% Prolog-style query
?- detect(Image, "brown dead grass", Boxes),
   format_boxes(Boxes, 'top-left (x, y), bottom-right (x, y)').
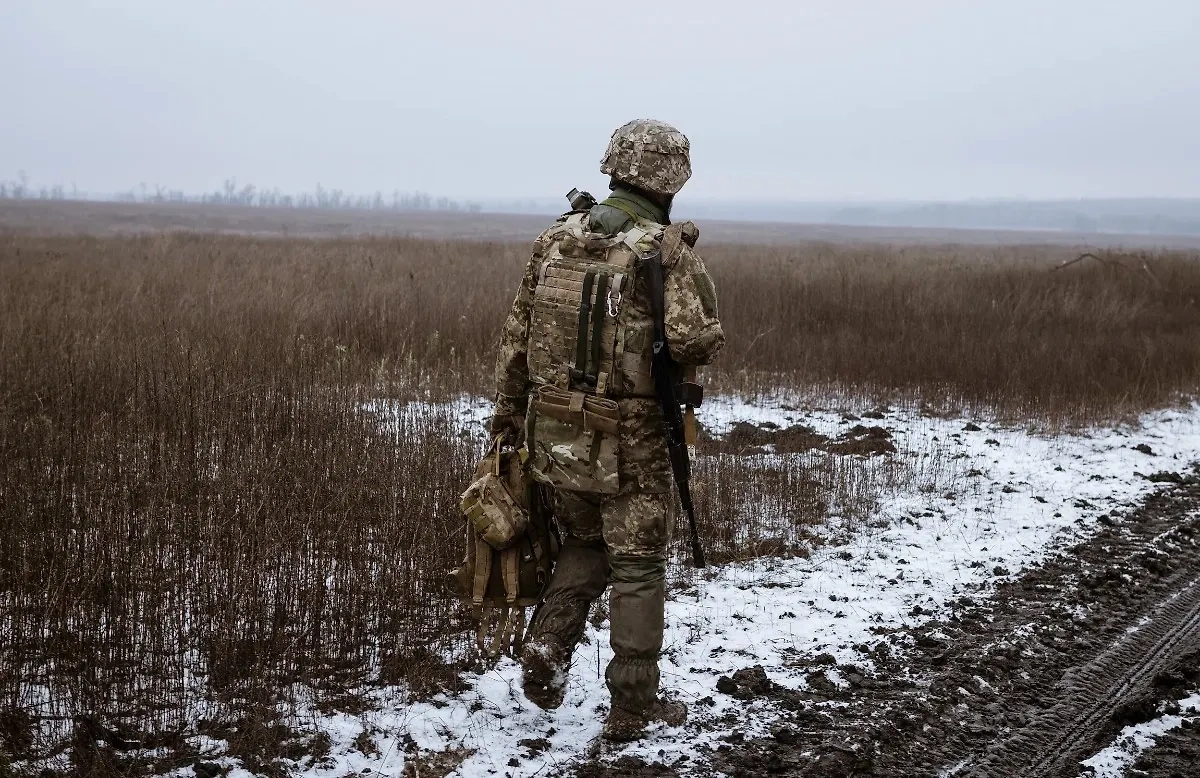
top-left (1, 229), bottom-right (1198, 770)
top-left (703, 242), bottom-right (1200, 422)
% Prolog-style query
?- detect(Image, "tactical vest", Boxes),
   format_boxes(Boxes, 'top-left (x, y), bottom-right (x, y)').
top-left (524, 212), bottom-right (663, 494)
top-left (528, 212), bottom-right (661, 397)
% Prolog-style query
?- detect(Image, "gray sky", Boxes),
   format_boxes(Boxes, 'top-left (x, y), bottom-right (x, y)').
top-left (3, 0), bottom-right (1198, 201)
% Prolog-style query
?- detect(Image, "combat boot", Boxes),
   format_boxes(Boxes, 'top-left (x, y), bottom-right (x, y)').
top-left (601, 698), bottom-right (687, 742)
top-left (520, 635), bottom-right (570, 710)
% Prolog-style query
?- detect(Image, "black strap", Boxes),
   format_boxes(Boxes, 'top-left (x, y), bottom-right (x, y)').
top-left (587, 273), bottom-right (609, 385)
top-left (572, 270), bottom-right (595, 385)
top-left (646, 251), bottom-right (667, 362)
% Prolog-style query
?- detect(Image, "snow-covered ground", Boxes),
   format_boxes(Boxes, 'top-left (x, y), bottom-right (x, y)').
top-left (181, 397), bottom-right (1200, 778)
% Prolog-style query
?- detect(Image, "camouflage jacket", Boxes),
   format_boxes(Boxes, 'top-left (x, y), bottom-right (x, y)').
top-left (494, 190), bottom-right (725, 491)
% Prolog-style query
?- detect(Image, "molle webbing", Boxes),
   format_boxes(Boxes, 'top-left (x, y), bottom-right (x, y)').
top-left (527, 219), bottom-right (659, 399)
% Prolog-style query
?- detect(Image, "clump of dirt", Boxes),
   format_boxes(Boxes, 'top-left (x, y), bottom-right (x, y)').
top-left (703, 422), bottom-right (828, 455)
top-left (1114, 647), bottom-right (1200, 727)
top-left (826, 425), bottom-right (896, 456)
top-left (715, 663), bottom-right (847, 714)
top-left (702, 422), bottom-right (895, 456)
top-left (517, 736), bottom-right (550, 756)
top-left (402, 746), bottom-right (475, 777)
top-left (575, 754), bottom-right (679, 777)
top-left (1153, 649), bottom-right (1200, 696)
top-left (715, 665), bottom-right (775, 699)
top-left (1128, 714), bottom-right (1200, 777)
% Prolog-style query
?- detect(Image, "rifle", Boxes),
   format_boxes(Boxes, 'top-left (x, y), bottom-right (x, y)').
top-left (644, 247), bottom-right (706, 568)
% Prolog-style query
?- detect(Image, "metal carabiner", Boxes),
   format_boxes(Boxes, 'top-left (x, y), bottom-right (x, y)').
top-left (607, 289), bottom-right (622, 317)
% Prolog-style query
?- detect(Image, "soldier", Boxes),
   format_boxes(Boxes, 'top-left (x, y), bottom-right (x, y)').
top-left (489, 119), bottom-right (724, 742)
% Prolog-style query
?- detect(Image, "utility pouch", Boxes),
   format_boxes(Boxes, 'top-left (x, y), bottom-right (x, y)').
top-left (527, 384), bottom-right (620, 494)
top-left (448, 439), bottom-right (558, 662)
top-left (459, 437), bottom-right (530, 550)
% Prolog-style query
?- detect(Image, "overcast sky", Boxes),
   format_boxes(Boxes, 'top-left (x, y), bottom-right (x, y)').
top-left (3, 0), bottom-right (1198, 201)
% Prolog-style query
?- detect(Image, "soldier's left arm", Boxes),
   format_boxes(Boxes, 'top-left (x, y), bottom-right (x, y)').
top-left (662, 240), bottom-right (725, 367)
top-left (493, 243), bottom-right (543, 419)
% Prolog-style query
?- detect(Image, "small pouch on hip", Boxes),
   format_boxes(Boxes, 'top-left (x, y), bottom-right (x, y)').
top-left (527, 385), bottom-right (620, 494)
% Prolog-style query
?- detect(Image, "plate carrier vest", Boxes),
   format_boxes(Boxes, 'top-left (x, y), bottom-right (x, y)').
top-left (523, 212), bottom-right (663, 494)
top-left (528, 212), bottom-right (660, 400)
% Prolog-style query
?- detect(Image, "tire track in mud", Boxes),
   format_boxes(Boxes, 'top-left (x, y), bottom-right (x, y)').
top-left (709, 466), bottom-right (1200, 778)
top-left (963, 570), bottom-right (1200, 777)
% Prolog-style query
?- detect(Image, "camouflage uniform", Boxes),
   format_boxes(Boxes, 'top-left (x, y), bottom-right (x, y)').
top-left (492, 120), bottom-right (724, 725)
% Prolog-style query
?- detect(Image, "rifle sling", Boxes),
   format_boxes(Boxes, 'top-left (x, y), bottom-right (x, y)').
top-left (646, 249), bottom-right (667, 358)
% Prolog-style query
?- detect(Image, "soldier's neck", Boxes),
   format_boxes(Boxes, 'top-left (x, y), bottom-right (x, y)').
top-left (602, 187), bottom-right (667, 226)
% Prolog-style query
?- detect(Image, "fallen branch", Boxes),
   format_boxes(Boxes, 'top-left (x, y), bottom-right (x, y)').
top-left (1052, 252), bottom-right (1131, 272)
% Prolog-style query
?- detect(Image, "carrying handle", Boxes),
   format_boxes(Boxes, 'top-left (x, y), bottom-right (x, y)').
top-left (489, 433), bottom-right (506, 476)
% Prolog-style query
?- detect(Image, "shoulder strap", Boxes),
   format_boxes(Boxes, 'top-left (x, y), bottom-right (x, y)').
top-left (563, 212), bottom-right (588, 238)
top-left (621, 226), bottom-right (648, 251)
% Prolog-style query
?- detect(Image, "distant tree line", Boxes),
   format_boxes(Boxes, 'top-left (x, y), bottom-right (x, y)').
top-left (0, 172), bottom-right (482, 213)
top-left (0, 171), bottom-right (71, 201)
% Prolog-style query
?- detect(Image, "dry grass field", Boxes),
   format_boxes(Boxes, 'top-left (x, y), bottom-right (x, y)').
top-left (1, 219), bottom-right (1199, 774)
top-left (7, 198), bottom-right (1200, 248)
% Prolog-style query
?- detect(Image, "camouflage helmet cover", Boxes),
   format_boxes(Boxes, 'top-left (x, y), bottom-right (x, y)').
top-left (599, 119), bottom-right (692, 196)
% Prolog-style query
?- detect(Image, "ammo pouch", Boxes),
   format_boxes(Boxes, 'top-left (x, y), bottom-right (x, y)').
top-left (448, 437), bottom-right (558, 661)
top-left (526, 384), bottom-right (620, 494)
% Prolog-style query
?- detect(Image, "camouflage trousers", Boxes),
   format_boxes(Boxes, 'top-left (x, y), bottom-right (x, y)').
top-left (527, 483), bottom-right (674, 714)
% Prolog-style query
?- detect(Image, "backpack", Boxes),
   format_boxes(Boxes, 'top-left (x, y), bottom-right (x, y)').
top-left (447, 437), bottom-right (558, 660)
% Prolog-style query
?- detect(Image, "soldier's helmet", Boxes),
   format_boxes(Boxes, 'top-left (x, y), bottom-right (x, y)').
top-left (599, 119), bottom-right (692, 196)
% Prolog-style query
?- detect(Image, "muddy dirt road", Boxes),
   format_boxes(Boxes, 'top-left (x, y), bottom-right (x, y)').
top-left (572, 467), bottom-right (1200, 777)
top-left (705, 468), bottom-right (1200, 777)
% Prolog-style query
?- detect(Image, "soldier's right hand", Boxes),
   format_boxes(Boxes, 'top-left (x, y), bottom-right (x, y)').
top-left (488, 413), bottom-right (526, 448)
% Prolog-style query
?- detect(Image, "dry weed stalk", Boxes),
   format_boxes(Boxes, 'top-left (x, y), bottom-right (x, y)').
top-left (1, 231), bottom-right (1198, 769)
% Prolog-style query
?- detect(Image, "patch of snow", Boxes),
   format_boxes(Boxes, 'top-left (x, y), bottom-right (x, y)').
top-left (1081, 691), bottom-right (1200, 777)
top-left (186, 398), bottom-right (1200, 776)
top-left (364, 394), bottom-right (493, 438)
top-left (1125, 614), bottom-right (1153, 635)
